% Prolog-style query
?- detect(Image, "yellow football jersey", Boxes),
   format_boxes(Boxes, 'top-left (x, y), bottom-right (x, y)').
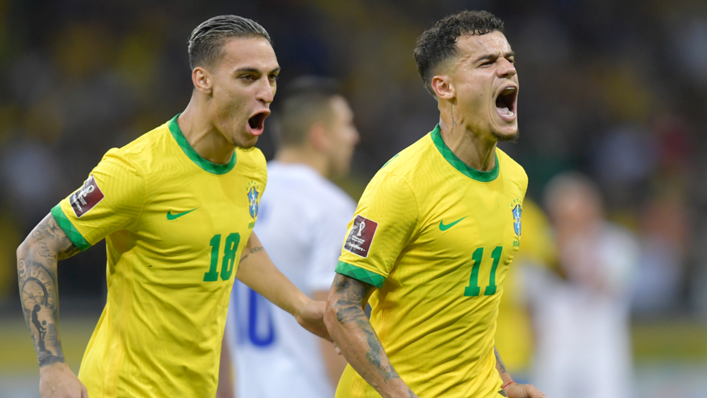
top-left (335, 125), bottom-right (527, 398)
top-left (51, 115), bottom-right (266, 398)
top-left (494, 199), bottom-right (556, 373)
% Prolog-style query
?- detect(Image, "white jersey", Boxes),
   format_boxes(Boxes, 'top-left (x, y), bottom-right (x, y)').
top-left (527, 222), bottom-right (638, 398)
top-left (226, 161), bottom-right (356, 398)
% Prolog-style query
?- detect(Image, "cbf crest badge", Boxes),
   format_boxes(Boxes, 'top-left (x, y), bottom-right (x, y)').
top-left (511, 199), bottom-right (522, 237)
top-left (247, 182), bottom-right (260, 219)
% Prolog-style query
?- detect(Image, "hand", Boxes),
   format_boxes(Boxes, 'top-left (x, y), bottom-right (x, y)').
top-left (504, 382), bottom-right (546, 398)
top-left (39, 363), bottom-right (88, 398)
top-left (295, 299), bottom-right (332, 342)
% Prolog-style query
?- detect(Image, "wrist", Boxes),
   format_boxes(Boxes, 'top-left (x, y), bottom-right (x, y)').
top-left (502, 380), bottom-right (516, 390)
top-left (383, 380), bottom-right (412, 398)
top-left (39, 361), bottom-right (68, 374)
top-left (290, 292), bottom-right (309, 317)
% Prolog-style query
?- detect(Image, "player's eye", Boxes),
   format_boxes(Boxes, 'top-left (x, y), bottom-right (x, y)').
top-left (239, 74), bottom-right (255, 81)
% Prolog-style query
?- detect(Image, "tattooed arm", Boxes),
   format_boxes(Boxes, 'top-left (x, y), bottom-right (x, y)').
top-left (17, 213), bottom-right (87, 398)
top-left (324, 274), bottom-right (417, 398)
top-left (495, 347), bottom-right (546, 398)
top-left (236, 232), bottom-right (330, 341)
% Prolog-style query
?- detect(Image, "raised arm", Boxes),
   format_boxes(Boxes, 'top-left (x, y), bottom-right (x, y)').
top-left (17, 213), bottom-right (87, 398)
top-left (324, 274), bottom-right (417, 398)
top-left (236, 232), bottom-right (330, 341)
top-left (494, 347), bottom-right (545, 398)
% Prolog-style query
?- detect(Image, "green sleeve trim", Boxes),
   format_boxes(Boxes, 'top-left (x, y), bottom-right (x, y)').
top-left (431, 124), bottom-right (499, 182)
top-left (335, 261), bottom-right (386, 288)
top-left (168, 114), bottom-right (236, 175)
top-left (50, 204), bottom-right (92, 251)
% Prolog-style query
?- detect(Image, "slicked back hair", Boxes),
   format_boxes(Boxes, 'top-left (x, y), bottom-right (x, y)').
top-left (414, 10), bottom-right (504, 96)
top-left (188, 15), bottom-right (272, 70)
top-left (277, 76), bottom-right (341, 147)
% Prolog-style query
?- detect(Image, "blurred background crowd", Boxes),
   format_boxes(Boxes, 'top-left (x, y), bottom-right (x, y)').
top-left (0, 0), bottom-right (706, 397)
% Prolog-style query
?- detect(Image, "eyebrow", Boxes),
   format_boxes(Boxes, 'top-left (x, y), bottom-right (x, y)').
top-left (234, 67), bottom-right (281, 75)
top-left (473, 51), bottom-right (515, 64)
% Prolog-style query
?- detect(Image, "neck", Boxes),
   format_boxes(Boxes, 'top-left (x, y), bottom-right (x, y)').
top-left (438, 105), bottom-right (497, 172)
top-left (275, 146), bottom-right (329, 177)
top-left (177, 95), bottom-right (235, 165)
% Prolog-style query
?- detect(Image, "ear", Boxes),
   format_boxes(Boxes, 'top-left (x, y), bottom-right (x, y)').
top-left (431, 75), bottom-right (455, 101)
top-left (309, 122), bottom-right (329, 152)
top-left (192, 67), bottom-right (213, 95)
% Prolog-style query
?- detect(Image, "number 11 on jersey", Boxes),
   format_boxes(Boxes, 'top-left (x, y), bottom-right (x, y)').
top-left (464, 246), bottom-right (502, 297)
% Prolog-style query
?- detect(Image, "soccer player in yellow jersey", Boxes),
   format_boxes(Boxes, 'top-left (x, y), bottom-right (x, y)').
top-left (325, 11), bottom-right (545, 398)
top-left (16, 15), bottom-right (329, 398)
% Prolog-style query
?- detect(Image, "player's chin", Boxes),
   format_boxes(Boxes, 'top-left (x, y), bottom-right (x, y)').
top-left (236, 135), bottom-right (259, 149)
top-left (491, 122), bottom-right (519, 143)
top-left (232, 128), bottom-right (260, 148)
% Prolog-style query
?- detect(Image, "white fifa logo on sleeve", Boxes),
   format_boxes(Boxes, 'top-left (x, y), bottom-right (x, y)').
top-left (357, 221), bottom-right (366, 237)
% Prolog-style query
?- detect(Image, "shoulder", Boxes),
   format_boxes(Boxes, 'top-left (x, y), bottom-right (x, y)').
top-left (375, 129), bottom-right (437, 185)
top-left (111, 121), bottom-right (172, 174)
top-left (497, 148), bottom-right (528, 188)
top-left (236, 147), bottom-right (267, 171)
top-left (269, 162), bottom-right (356, 214)
top-left (315, 178), bottom-right (356, 215)
top-left (602, 222), bottom-right (639, 249)
top-left (235, 147), bottom-right (268, 184)
top-left (360, 169), bottom-right (419, 214)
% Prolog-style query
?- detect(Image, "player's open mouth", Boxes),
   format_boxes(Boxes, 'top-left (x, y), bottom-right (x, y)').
top-left (495, 85), bottom-right (518, 122)
top-left (247, 111), bottom-right (270, 136)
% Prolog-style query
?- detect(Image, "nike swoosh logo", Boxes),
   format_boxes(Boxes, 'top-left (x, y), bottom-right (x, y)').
top-left (167, 208), bottom-right (198, 220)
top-left (439, 217), bottom-right (466, 231)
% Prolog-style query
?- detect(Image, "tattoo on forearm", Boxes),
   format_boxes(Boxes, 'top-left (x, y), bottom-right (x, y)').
top-left (18, 215), bottom-right (78, 367)
top-left (239, 246), bottom-right (265, 264)
top-left (332, 274), bottom-right (400, 382)
top-left (18, 257), bottom-right (64, 366)
top-left (494, 347), bottom-right (508, 375)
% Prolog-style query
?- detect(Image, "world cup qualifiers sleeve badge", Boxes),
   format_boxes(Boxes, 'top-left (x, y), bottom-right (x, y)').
top-left (344, 215), bottom-right (379, 258)
top-left (70, 175), bottom-right (105, 217)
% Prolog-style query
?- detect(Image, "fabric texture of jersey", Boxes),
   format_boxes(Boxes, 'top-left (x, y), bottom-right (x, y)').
top-left (335, 125), bottom-right (528, 398)
top-left (495, 199), bottom-right (557, 373)
top-left (51, 115), bottom-right (266, 398)
top-left (227, 161), bottom-right (356, 398)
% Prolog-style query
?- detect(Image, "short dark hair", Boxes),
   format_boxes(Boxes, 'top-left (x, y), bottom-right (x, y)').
top-left (188, 15), bottom-right (272, 70)
top-left (414, 10), bottom-right (504, 96)
top-left (278, 76), bottom-right (341, 147)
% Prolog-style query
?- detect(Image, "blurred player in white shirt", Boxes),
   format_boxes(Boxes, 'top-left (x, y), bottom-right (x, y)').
top-left (219, 76), bottom-right (359, 398)
top-left (528, 172), bottom-right (638, 398)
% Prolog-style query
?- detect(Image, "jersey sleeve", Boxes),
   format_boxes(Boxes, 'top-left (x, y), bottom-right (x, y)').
top-left (51, 148), bottom-right (146, 251)
top-left (336, 172), bottom-right (418, 288)
top-left (307, 199), bottom-right (356, 292)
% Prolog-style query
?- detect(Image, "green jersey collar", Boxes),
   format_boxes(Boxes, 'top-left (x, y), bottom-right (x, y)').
top-left (168, 114), bottom-right (237, 175)
top-left (431, 124), bottom-right (499, 182)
